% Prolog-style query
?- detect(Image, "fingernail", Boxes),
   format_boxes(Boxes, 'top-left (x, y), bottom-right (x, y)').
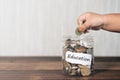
top-left (79, 25), bottom-right (85, 32)
top-left (79, 27), bottom-right (84, 32)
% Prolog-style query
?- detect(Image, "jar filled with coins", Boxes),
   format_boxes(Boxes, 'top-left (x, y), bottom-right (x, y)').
top-left (62, 32), bottom-right (94, 76)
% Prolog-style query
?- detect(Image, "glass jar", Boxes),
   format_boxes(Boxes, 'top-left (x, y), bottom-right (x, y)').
top-left (62, 34), bottom-right (94, 76)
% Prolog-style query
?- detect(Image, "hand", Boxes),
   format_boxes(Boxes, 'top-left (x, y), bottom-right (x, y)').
top-left (77, 12), bottom-right (104, 32)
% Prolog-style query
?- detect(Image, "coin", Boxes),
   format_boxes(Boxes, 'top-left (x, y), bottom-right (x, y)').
top-left (77, 68), bottom-right (81, 75)
top-left (67, 45), bottom-right (75, 52)
top-left (78, 64), bottom-right (87, 69)
top-left (78, 64), bottom-right (91, 76)
top-left (71, 64), bottom-right (78, 69)
top-left (75, 46), bottom-right (87, 53)
top-left (65, 39), bottom-right (72, 45)
top-left (63, 60), bottom-right (72, 74)
top-left (75, 27), bottom-right (83, 36)
top-left (81, 68), bottom-right (91, 76)
top-left (63, 61), bottom-right (69, 70)
top-left (81, 67), bottom-right (91, 76)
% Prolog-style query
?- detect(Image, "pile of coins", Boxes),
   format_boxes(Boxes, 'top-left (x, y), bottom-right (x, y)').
top-left (62, 38), bottom-right (94, 76)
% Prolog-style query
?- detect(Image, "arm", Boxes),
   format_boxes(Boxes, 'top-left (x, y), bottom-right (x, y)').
top-left (77, 12), bottom-right (120, 33)
top-left (103, 13), bottom-right (120, 32)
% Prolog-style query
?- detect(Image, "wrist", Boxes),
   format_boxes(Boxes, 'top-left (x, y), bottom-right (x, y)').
top-left (101, 14), bottom-right (106, 30)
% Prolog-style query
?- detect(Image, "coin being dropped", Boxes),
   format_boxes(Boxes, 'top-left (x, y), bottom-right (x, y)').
top-left (75, 27), bottom-right (83, 36)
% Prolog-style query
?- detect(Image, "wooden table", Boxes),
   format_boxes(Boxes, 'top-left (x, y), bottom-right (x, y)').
top-left (0, 57), bottom-right (119, 80)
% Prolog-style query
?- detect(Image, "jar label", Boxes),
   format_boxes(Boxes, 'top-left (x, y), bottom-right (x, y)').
top-left (65, 51), bottom-right (92, 68)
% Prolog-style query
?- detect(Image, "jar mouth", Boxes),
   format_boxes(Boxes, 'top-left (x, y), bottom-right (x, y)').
top-left (62, 34), bottom-right (94, 48)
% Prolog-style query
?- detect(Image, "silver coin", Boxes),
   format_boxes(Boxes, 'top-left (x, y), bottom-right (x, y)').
top-left (75, 28), bottom-right (83, 36)
top-left (77, 68), bottom-right (81, 75)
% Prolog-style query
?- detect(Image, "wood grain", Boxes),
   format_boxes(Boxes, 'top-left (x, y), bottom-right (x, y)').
top-left (0, 57), bottom-right (119, 80)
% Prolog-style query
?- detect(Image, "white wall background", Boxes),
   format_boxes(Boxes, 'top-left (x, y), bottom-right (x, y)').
top-left (0, 0), bottom-right (120, 56)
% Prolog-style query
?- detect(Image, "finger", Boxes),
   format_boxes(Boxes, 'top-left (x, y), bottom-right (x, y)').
top-left (77, 14), bottom-right (86, 25)
top-left (78, 20), bottom-right (91, 32)
top-left (78, 24), bottom-right (87, 32)
top-left (91, 26), bottom-right (102, 30)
